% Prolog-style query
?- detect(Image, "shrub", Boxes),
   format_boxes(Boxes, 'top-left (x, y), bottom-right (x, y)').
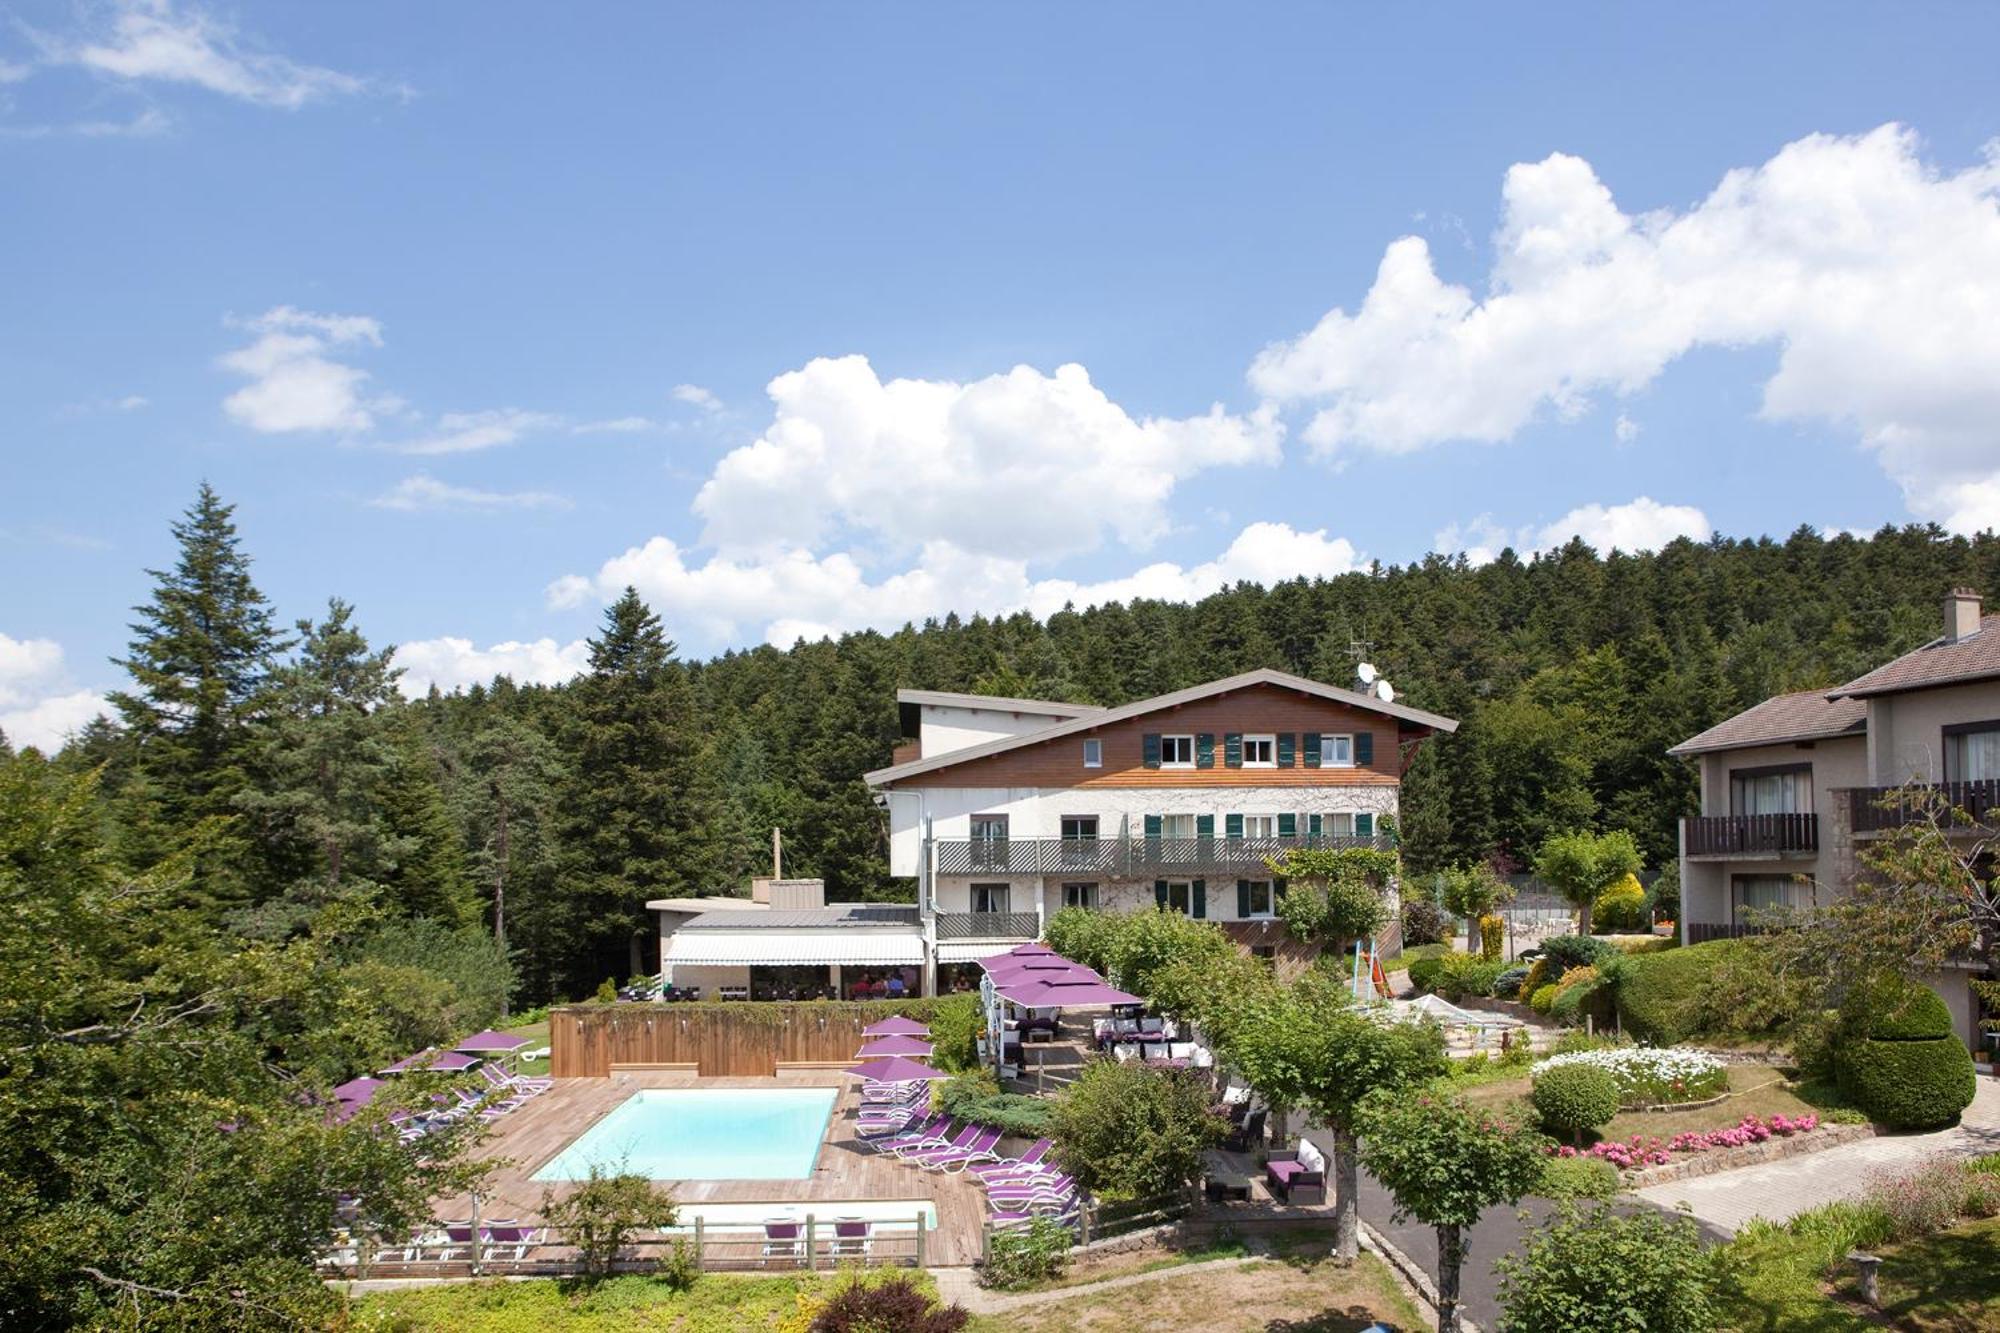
top-left (1534, 1046), bottom-right (1727, 1106)
top-left (1048, 1059), bottom-right (1223, 1198)
top-left (1838, 1035), bottom-right (1975, 1129)
top-left (1401, 896), bottom-right (1450, 948)
top-left (1496, 1202), bottom-right (1725, 1333)
top-left (655, 1238), bottom-right (700, 1292)
top-left (1845, 972), bottom-right (1954, 1040)
top-left (935, 1070), bottom-right (1053, 1137)
top-left (1591, 873), bottom-right (1649, 932)
top-left (1537, 1155), bottom-right (1619, 1200)
top-left (537, 1168), bottom-right (678, 1279)
top-left (1530, 1063), bottom-right (1620, 1143)
top-left (1862, 1155), bottom-right (1980, 1241)
top-left (1536, 934), bottom-right (1615, 978)
top-left (926, 993), bottom-right (982, 1073)
top-left (1529, 983), bottom-right (1560, 1014)
top-left (1614, 938), bottom-right (1800, 1045)
top-left (978, 1215), bottom-right (1072, 1290)
top-left (1549, 978), bottom-right (1605, 1025)
top-left (1478, 913), bottom-right (1505, 961)
top-left (1492, 965), bottom-right (1530, 999)
top-left (1436, 951), bottom-right (1505, 1001)
top-left (811, 1273), bottom-right (969, 1330)
top-left (1518, 958), bottom-right (1548, 1001)
top-left (1407, 953), bottom-right (1447, 994)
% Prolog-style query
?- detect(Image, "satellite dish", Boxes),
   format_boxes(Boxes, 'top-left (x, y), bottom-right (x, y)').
top-left (1355, 662), bottom-right (1379, 685)
top-left (1374, 679), bottom-right (1396, 703)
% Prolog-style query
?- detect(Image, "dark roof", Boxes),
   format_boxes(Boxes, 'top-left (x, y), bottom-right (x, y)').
top-left (1668, 689), bottom-right (1867, 757)
top-left (868, 668), bottom-right (1458, 785)
top-left (1828, 614), bottom-right (2000, 698)
top-left (679, 904), bottom-right (921, 930)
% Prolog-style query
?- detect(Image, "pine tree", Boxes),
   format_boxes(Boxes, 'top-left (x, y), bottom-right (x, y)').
top-left (451, 711), bottom-right (565, 1008)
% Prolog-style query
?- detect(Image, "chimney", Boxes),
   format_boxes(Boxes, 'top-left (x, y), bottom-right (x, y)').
top-left (1946, 587), bottom-right (1982, 643)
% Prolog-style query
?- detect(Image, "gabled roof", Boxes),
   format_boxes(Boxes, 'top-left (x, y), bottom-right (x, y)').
top-left (1828, 613), bottom-right (2000, 698)
top-left (1668, 689), bottom-right (1868, 757)
top-left (866, 668), bottom-right (1458, 785)
top-left (896, 688), bottom-right (1105, 718)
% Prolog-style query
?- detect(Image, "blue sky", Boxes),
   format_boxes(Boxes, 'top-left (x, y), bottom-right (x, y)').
top-left (6, 3), bottom-right (2000, 746)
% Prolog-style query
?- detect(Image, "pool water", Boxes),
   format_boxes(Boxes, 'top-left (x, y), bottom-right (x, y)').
top-left (532, 1087), bottom-right (838, 1181)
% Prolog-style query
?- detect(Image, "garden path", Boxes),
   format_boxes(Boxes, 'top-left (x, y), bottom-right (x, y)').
top-left (1634, 1073), bottom-right (2000, 1234)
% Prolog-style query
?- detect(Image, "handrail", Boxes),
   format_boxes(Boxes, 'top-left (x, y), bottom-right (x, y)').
top-left (935, 833), bottom-right (1390, 876)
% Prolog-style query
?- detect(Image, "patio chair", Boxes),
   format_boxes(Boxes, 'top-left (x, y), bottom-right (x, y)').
top-left (893, 1121), bottom-right (980, 1161)
top-left (1112, 1041), bottom-right (1140, 1063)
top-left (1265, 1139), bottom-right (1327, 1205)
top-left (483, 1221), bottom-right (543, 1262)
top-left (1138, 1015), bottom-right (1166, 1036)
top-left (967, 1138), bottom-right (1053, 1181)
top-left (761, 1220), bottom-right (804, 1266)
top-left (911, 1125), bottom-right (1003, 1171)
top-left (1224, 1107), bottom-right (1267, 1152)
top-left (830, 1218), bottom-right (871, 1260)
top-left (873, 1115), bottom-right (957, 1155)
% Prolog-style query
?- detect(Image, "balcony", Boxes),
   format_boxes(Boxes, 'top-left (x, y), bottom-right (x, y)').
top-left (1845, 780), bottom-right (2000, 834)
top-left (1685, 921), bottom-right (1766, 945)
top-left (934, 834), bottom-right (1392, 878)
top-left (934, 911), bottom-right (1041, 941)
top-left (1682, 812), bottom-right (1818, 858)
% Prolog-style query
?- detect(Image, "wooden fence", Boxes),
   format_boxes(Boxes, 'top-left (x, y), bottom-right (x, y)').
top-left (550, 1001), bottom-right (946, 1078)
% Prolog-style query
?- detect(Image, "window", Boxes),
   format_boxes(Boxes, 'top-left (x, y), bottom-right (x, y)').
top-left (1061, 815), bottom-right (1098, 841)
top-left (1082, 738), bottom-right (1102, 768)
top-left (1729, 765), bottom-right (1812, 815)
top-left (1322, 812), bottom-right (1356, 836)
top-left (1062, 882), bottom-right (1098, 909)
top-left (1160, 813), bottom-right (1197, 839)
top-left (1165, 880), bottom-right (1193, 914)
top-left (1160, 734), bottom-right (1195, 768)
top-left (1322, 734), bottom-right (1355, 767)
top-left (970, 814), bottom-right (1009, 868)
top-left (1241, 814), bottom-right (1276, 839)
top-left (1250, 944), bottom-right (1277, 967)
top-left (1242, 733), bottom-right (1276, 767)
top-left (1946, 722), bottom-right (2000, 783)
top-left (1733, 874), bottom-right (1804, 920)
top-left (1242, 879), bottom-right (1275, 918)
top-left (971, 883), bottom-right (1012, 914)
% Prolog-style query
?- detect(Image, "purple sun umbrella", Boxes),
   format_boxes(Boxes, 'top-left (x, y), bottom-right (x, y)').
top-left (845, 1055), bottom-right (949, 1083)
top-left (453, 1029), bottom-right (530, 1055)
top-left (856, 1035), bottom-right (934, 1059)
top-left (333, 1076), bottom-right (385, 1103)
top-left (997, 976), bottom-right (1143, 1007)
top-left (379, 1049), bottom-right (481, 1075)
top-left (860, 1014), bottom-right (931, 1038)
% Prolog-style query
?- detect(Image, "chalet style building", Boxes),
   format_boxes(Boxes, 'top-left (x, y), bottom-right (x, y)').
top-left (649, 668), bottom-right (1457, 1000)
top-left (1671, 588), bottom-right (2000, 1051)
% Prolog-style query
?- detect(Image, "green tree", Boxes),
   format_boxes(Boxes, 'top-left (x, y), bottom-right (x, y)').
top-left (1533, 828), bottom-right (1643, 935)
top-left (450, 711), bottom-right (565, 1008)
top-left (1047, 1060), bottom-right (1223, 1199)
top-left (1359, 1089), bottom-right (1549, 1333)
top-left (1272, 846), bottom-right (1397, 953)
top-left (1438, 861), bottom-right (1512, 953)
top-left (536, 1168), bottom-right (679, 1279)
top-left (1494, 1203), bottom-right (1726, 1333)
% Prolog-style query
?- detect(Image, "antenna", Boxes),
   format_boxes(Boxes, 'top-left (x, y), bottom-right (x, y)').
top-left (1355, 662), bottom-right (1379, 685)
top-left (1348, 639), bottom-right (1375, 663)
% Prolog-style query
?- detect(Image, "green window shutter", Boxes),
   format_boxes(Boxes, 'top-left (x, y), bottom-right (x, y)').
top-left (1275, 876), bottom-right (1289, 899)
top-left (1143, 814), bottom-right (1162, 839)
top-left (1307, 813), bottom-right (1323, 837)
top-left (1303, 732), bottom-right (1322, 768)
top-left (1196, 733), bottom-right (1215, 769)
top-left (1225, 812), bottom-right (1243, 839)
top-left (1277, 733), bottom-right (1295, 767)
top-left (1356, 812), bottom-right (1375, 837)
top-left (1143, 733), bottom-right (1162, 769)
top-left (1224, 733), bottom-right (1243, 768)
top-left (1154, 879), bottom-right (1169, 909)
top-left (1237, 879), bottom-right (1251, 917)
top-left (1195, 813), bottom-right (1215, 840)
top-left (1277, 813), bottom-right (1297, 838)
top-left (1355, 731), bottom-right (1374, 766)
top-left (1192, 879), bottom-right (1207, 918)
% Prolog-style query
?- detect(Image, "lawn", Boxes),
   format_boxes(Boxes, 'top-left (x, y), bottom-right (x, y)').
top-left (1457, 1062), bottom-right (1828, 1142)
top-left (497, 1015), bottom-right (551, 1076)
top-left (1720, 1215), bottom-right (2000, 1332)
top-left (1004, 1235), bottom-right (1251, 1293)
top-left (351, 1270), bottom-right (937, 1331)
top-left (965, 1251), bottom-right (1425, 1333)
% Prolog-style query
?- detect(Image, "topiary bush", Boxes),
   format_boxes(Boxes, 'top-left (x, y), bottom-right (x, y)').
top-left (1836, 976), bottom-right (1975, 1130)
top-left (1591, 873), bottom-right (1650, 932)
top-left (1493, 965), bottom-right (1531, 999)
top-left (1614, 938), bottom-right (1798, 1045)
top-left (1531, 1063), bottom-right (1621, 1144)
top-left (1530, 983), bottom-right (1561, 1014)
top-left (1537, 934), bottom-right (1616, 979)
top-left (1478, 913), bottom-right (1505, 961)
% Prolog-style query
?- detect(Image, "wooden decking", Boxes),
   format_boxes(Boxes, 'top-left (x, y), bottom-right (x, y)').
top-left (444, 1071), bottom-right (988, 1266)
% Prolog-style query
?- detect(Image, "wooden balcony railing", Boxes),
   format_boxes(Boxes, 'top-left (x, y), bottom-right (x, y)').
top-left (934, 834), bottom-right (1391, 878)
top-left (933, 912), bottom-right (1041, 941)
top-left (1682, 812), bottom-right (1818, 857)
top-left (1845, 780), bottom-right (2000, 834)
top-left (1686, 921), bottom-right (1765, 945)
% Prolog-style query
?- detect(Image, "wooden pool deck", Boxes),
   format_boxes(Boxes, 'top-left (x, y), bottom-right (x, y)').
top-left (442, 1071), bottom-right (988, 1266)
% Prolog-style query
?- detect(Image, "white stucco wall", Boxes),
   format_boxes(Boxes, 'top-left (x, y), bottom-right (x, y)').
top-left (917, 705), bottom-right (1071, 760)
top-left (935, 873), bottom-right (1286, 923)
top-left (885, 783), bottom-right (1401, 877)
top-left (1867, 680), bottom-right (2000, 785)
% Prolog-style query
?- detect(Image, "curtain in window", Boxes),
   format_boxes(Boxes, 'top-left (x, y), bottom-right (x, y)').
top-left (1949, 728), bottom-right (2000, 783)
top-left (1730, 769), bottom-right (1810, 815)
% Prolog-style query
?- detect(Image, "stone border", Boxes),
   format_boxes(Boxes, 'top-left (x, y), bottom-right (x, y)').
top-left (1619, 1122), bottom-right (1875, 1189)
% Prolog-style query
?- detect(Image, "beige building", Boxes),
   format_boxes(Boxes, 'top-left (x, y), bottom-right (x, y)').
top-left (1671, 588), bottom-right (2000, 1051)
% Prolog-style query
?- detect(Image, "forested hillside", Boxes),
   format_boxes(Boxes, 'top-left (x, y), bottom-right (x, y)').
top-left (23, 486), bottom-right (2000, 1006)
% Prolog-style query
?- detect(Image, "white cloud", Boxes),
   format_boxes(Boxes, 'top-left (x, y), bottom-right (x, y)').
top-left (571, 416), bottom-right (657, 435)
top-left (695, 355), bottom-right (1282, 563)
top-left (369, 474), bottom-right (570, 512)
top-left (1435, 497), bottom-right (1711, 565)
top-left (219, 305), bottom-right (383, 434)
top-left (0, 634), bottom-right (105, 752)
top-left (393, 636), bottom-right (591, 696)
top-left (1614, 414), bottom-right (1640, 443)
top-left (398, 408), bottom-right (561, 455)
top-left (1251, 124), bottom-right (2000, 530)
top-left (58, 1), bottom-right (365, 109)
top-left (550, 521), bottom-right (1362, 648)
top-left (671, 384), bottom-right (722, 413)
top-left (0, 106), bottom-right (173, 139)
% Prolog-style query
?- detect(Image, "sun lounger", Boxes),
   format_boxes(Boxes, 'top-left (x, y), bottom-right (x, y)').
top-left (988, 1200), bottom-right (1078, 1228)
top-left (967, 1138), bottom-right (1053, 1180)
top-left (893, 1121), bottom-right (979, 1160)
top-left (830, 1218), bottom-right (871, 1259)
top-left (870, 1114), bottom-right (955, 1153)
top-left (761, 1220), bottom-right (803, 1265)
top-left (911, 1125), bottom-right (1003, 1170)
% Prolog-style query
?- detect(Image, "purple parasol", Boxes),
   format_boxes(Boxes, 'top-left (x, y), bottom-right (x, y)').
top-left (979, 943), bottom-right (1058, 966)
top-left (855, 1035), bottom-right (934, 1058)
top-left (995, 976), bottom-right (1143, 1007)
top-left (845, 1055), bottom-right (949, 1083)
top-left (860, 1015), bottom-right (931, 1038)
top-left (453, 1029), bottom-right (530, 1054)
top-left (379, 1049), bottom-right (481, 1075)
top-left (333, 1076), bottom-right (385, 1103)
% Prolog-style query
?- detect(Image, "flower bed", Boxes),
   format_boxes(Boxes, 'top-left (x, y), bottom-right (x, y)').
top-left (1549, 1113), bottom-right (1821, 1171)
top-left (1531, 1046), bottom-right (1727, 1107)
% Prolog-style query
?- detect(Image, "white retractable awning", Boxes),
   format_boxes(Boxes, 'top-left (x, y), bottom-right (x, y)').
top-left (663, 930), bottom-right (924, 967)
top-left (935, 941), bottom-right (1008, 963)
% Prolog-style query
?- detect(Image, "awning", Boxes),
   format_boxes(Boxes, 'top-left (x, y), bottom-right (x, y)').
top-left (936, 941), bottom-right (1007, 963)
top-left (664, 930), bottom-right (924, 967)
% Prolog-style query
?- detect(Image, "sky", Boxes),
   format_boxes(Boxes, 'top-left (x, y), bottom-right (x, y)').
top-left (6, 2), bottom-right (2000, 749)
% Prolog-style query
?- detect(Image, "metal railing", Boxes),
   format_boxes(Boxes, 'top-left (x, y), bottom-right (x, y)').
top-left (1844, 780), bottom-right (2000, 833)
top-left (934, 911), bottom-right (1041, 940)
top-left (935, 834), bottom-right (1390, 877)
top-left (1686, 921), bottom-right (1765, 945)
top-left (1682, 812), bottom-right (1818, 857)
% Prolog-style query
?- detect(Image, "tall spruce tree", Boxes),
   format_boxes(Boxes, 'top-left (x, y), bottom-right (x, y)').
top-left (451, 711), bottom-right (565, 1008)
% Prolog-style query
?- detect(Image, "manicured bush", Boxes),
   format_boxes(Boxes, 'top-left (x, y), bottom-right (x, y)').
top-left (1518, 958), bottom-right (1548, 1001)
top-left (1836, 975), bottom-right (1976, 1130)
top-left (1536, 934), bottom-right (1616, 978)
top-left (1497, 1203), bottom-right (1726, 1333)
top-left (1537, 1155), bottom-right (1619, 1201)
top-left (1492, 965), bottom-right (1531, 999)
top-left (1478, 913), bottom-right (1505, 961)
top-left (1591, 873), bottom-right (1649, 932)
top-left (1615, 937), bottom-right (1801, 1045)
top-left (935, 1070), bottom-right (1053, 1137)
top-left (1436, 951), bottom-right (1505, 1001)
top-left (1529, 983), bottom-right (1561, 1014)
top-left (1530, 1063), bottom-right (1620, 1143)
top-left (1407, 953), bottom-right (1447, 994)
top-left (1847, 973), bottom-right (1955, 1040)
top-left (1400, 896), bottom-right (1450, 948)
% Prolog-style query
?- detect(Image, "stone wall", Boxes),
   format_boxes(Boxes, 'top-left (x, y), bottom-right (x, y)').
top-left (1620, 1122), bottom-right (1875, 1189)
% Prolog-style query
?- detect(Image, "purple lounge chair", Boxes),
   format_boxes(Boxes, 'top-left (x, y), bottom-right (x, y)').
top-left (830, 1218), bottom-right (871, 1259)
top-left (761, 1220), bottom-right (803, 1265)
top-left (892, 1121), bottom-right (977, 1160)
top-left (910, 1125), bottom-right (1002, 1170)
top-left (862, 1111), bottom-right (949, 1148)
top-left (967, 1138), bottom-right (1053, 1180)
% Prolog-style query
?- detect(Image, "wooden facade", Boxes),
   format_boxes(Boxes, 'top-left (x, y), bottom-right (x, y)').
top-left (551, 1002), bottom-right (930, 1079)
top-left (891, 683), bottom-right (1412, 789)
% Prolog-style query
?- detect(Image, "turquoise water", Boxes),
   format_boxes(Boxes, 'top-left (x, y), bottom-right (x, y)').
top-left (532, 1087), bottom-right (838, 1181)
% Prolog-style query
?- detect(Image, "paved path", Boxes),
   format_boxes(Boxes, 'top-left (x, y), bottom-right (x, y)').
top-left (1634, 1073), bottom-right (2000, 1234)
top-left (931, 1252), bottom-right (1266, 1317)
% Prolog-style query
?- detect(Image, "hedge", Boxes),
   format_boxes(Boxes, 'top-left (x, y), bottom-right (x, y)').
top-left (1837, 1037), bottom-right (1976, 1130)
top-left (1849, 975), bottom-right (1955, 1041)
top-left (1614, 939), bottom-right (1751, 1045)
top-left (1531, 1063), bottom-right (1620, 1143)
top-left (1407, 953), bottom-right (1448, 994)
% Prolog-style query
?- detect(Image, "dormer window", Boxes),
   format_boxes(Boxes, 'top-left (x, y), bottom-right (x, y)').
top-left (1082, 738), bottom-right (1102, 768)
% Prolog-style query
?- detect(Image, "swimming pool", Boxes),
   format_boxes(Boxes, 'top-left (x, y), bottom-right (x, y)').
top-left (532, 1087), bottom-right (838, 1181)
